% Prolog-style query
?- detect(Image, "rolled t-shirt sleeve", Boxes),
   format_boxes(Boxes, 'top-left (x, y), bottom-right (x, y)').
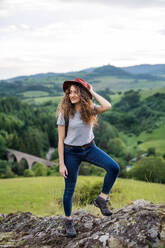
top-left (93, 103), bottom-right (100, 114)
top-left (93, 103), bottom-right (100, 110)
top-left (57, 112), bottom-right (65, 126)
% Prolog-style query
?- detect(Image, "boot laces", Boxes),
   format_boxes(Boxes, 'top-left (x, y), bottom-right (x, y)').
top-left (102, 201), bottom-right (109, 210)
top-left (66, 220), bottom-right (74, 230)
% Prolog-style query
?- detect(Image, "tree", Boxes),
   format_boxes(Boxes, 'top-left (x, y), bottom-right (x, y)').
top-left (94, 120), bottom-right (119, 150)
top-left (50, 148), bottom-right (59, 160)
top-left (20, 127), bottom-right (49, 157)
top-left (32, 162), bottom-right (48, 176)
top-left (5, 166), bottom-right (15, 178)
top-left (0, 135), bottom-right (7, 159)
top-left (24, 169), bottom-right (35, 177)
top-left (0, 160), bottom-right (15, 178)
top-left (147, 147), bottom-right (156, 156)
top-left (0, 160), bottom-right (8, 177)
top-left (114, 90), bottom-right (141, 112)
top-left (107, 138), bottom-right (126, 157)
top-left (127, 156), bottom-right (165, 183)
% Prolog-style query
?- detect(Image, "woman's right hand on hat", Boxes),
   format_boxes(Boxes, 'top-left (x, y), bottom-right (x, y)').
top-left (59, 164), bottom-right (68, 178)
top-left (88, 83), bottom-right (95, 96)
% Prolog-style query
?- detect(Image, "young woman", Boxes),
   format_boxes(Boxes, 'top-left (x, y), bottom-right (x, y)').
top-left (56, 78), bottom-right (120, 237)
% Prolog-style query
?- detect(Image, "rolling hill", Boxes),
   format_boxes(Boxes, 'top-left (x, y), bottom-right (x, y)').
top-left (0, 64), bottom-right (165, 101)
top-left (122, 64), bottom-right (165, 76)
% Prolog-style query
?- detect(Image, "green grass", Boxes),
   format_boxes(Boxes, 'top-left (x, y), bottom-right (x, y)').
top-left (138, 124), bottom-right (165, 154)
top-left (111, 87), bottom-right (165, 106)
top-left (120, 123), bottom-right (165, 155)
top-left (91, 76), bottom-right (134, 91)
top-left (22, 91), bottom-right (50, 98)
top-left (21, 85), bottom-right (165, 110)
top-left (0, 176), bottom-right (164, 217)
top-left (111, 93), bottom-right (123, 105)
top-left (23, 96), bottom-right (62, 105)
top-left (90, 76), bottom-right (165, 91)
top-left (140, 87), bottom-right (165, 100)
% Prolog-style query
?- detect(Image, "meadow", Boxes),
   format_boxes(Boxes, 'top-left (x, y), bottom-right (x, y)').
top-left (119, 123), bottom-right (165, 155)
top-left (0, 176), bottom-right (164, 217)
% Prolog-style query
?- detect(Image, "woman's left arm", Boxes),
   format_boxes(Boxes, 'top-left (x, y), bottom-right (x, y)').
top-left (89, 84), bottom-right (112, 114)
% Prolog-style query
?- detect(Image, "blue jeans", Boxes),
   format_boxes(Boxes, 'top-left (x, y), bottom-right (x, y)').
top-left (63, 142), bottom-right (120, 216)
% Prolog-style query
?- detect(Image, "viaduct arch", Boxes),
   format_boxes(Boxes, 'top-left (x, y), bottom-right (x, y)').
top-left (6, 149), bottom-right (56, 170)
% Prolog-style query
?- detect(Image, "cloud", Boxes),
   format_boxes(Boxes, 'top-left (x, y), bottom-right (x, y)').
top-left (0, 9), bottom-right (10, 17)
top-left (0, 0), bottom-right (165, 79)
top-left (159, 28), bottom-right (165, 35)
top-left (0, 24), bottom-right (31, 33)
top-left (59, 0), bottom-right (165, 8)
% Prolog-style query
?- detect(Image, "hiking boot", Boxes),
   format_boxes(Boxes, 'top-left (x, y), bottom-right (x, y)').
top-left (94, 196), bottom-right (112, 216)
top-left (64, 218), bottom-right (77, 237)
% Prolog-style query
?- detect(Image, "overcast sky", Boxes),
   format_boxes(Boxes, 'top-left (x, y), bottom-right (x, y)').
top-left (0, 0), bottom-right (165, 79)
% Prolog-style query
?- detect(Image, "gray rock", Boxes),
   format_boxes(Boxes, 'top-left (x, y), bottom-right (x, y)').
top-left (99, 233), bottom-right (109, 247)
top-left (0, 200), bottom-right (165, 248)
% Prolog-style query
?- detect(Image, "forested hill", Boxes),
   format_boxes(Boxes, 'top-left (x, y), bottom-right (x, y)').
top-left (122, 64), bottom-right (165, 76)
top-left (1, 90), bottom-right (165, 158)
top-left (0, 64), bottom-right (165, 100)
top-left (104, 90), bottom-right (165, 135)
top-left (3, 64), bottom-right (165, 82)
top-left (1, 88), bottom-right (165, 180)
top-left (0, 97), bottom-right (57, 158)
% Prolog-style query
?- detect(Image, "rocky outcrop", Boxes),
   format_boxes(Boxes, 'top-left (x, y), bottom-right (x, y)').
top-left (0, 199), bottom-right (165, 248)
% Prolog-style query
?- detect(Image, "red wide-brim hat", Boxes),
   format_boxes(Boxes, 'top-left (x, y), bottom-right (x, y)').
top-left (63, 77), bottom-right (92, 99)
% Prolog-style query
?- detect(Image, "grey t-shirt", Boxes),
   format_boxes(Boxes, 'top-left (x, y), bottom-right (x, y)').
top-left (57, 103), bottom-right (100, 146)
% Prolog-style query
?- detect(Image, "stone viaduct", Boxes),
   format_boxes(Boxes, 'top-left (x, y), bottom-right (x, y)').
top-left (6, 149), bottom-right (57, 170)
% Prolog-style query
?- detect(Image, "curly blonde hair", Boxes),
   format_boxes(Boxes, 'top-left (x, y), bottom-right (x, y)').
top-left (56, 83), bottom-right (98, 127)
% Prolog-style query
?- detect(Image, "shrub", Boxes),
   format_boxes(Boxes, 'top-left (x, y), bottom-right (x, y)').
top-left (12, 160), bottom-right (28, 176)
top-left (11, 161), bottom-right (24, 176)
top-left (123, 151), bottom-right (135, 162)
top-left (50, 149), bottom-right (58, 160)
top-left (47, 165), bottom-right (60, 176)
top-left (23, 169), bottom-right (35, 177)
top-left (74, 179), bottom-right (122, 206)
top-left (107, 138), bottom-right (126, 157)
top-left (0, 135), bottom-right (6, 159)
top-left (0, 159), bottom-right (8, 177)
top-left (147, 147), bottom-right (156, 156)
top-left (113, 157), bottom-right (127, 178)
top-left (32, 162), bottom-right (48, 176)
top-left (74, 180), bottom-right (104, 205)
top-left (5, 166), bottom-right (15, 178)
top-left (0, 160), bottom-right (15, 178)
top-left (79, 162), bottom-right (105, 176)
top-left (127, 156), bottom-right (165, 183)
top-left (94, 120), bottom-right (119, 150)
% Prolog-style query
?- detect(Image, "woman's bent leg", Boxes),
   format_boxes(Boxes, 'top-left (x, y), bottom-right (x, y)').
top-left (63, 149), bottom-right (81, 217)
top-left (83, 144), bottom-right (120, 194)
